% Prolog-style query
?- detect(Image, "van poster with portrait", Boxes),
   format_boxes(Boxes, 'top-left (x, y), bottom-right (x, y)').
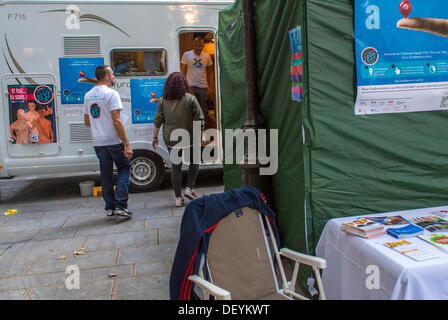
top-left (8, 84), bottom-right (57, 144)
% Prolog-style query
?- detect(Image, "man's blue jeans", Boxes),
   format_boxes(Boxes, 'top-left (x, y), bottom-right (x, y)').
top-left (94, 143), bottom-right (131, 211)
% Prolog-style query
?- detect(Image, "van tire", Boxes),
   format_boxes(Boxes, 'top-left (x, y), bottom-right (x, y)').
top-left (129, 151), bottom-right (165, 192)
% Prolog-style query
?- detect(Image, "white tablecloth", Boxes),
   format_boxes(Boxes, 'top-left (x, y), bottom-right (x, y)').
top-left (315, 206), bottom-right (448, 300)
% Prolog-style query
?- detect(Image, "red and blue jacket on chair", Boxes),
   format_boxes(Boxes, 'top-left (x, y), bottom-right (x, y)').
top-left (169, 185), bottom-right (280, 300)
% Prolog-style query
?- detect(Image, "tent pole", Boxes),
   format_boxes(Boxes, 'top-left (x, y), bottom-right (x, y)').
top-left (242, 0), bottom-right (261, 129)
top-left (241, 0), bottom-right (273, 204)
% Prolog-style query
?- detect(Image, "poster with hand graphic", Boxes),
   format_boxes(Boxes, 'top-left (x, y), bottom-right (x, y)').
top-left (355, 0), bottom-right (448, 115)
top-left (59, 57), bottom-right (104, 105)
top-left (130, 78), bottom-right (165, 124)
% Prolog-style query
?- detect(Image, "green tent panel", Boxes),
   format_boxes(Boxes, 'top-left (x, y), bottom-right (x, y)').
top-left (219, 0), bottom-right (448, 292)
top-left (219, 0), bottom-right (307, 256)
top-left (304, 0), bottom-right (448, 252)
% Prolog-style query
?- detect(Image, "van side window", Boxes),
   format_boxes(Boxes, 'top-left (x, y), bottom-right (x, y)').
top-left (111, 49), bottom-right (167, 77)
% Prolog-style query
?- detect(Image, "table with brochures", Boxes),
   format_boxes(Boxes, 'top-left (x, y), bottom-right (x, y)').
top-left (315, 206), bottom-right (448, 300)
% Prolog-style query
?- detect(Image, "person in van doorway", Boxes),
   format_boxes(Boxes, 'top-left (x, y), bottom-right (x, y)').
top-left (180, 36), bottom-right (213, 127)
top-left (84, 65), bottom-right (134, 220)
top-left (152, 72), bottom-right (205, 207)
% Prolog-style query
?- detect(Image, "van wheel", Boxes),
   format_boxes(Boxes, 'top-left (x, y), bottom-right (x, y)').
top-left (129, 151), bottom-right (165, 192)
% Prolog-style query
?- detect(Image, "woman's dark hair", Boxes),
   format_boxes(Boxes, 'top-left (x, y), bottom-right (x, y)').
top-left (162, 72), bottom-right (192, 100)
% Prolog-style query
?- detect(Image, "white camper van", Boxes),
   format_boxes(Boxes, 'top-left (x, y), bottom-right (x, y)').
top-left (0, 0), bottom-right (233, 192)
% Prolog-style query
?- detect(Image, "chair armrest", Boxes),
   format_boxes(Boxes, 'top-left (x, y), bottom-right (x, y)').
top-left (188, 275), bottom-right (231, 300)
top-left (280, 248), bottom-right (327, 269)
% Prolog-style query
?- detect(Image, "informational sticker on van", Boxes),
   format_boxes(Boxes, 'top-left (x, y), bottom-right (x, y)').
top-left (8, 85), bottom-right (57, 144)
top-left (59, 57), bottom-right (104, 104)
top-left (130, 78), bottom-right (165, 124)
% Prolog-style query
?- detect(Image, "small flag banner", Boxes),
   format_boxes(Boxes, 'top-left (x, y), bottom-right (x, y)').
top-left (289, 26), bottom-right (302, 102)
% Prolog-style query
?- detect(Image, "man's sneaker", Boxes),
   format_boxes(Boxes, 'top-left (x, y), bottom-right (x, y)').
top-left (183, 187), bottom-right (199, 200)
top-left (106, 210), bottom-right (115, 220)
top-left (175, 197), bottom-right (185, 207)
top-left (114, 208), bottom-right (133, 218)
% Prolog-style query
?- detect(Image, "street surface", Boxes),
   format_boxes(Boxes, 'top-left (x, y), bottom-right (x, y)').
top-left (0, 170), bottom-right (223, 300)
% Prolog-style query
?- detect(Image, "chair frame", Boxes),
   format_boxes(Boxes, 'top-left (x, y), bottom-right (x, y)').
top-left (188, 213), bottom-right (327, 300)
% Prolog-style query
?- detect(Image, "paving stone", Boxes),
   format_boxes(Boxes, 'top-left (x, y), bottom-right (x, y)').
top-left (0, 210), bottom-right (45, 221)
top-left (77, 265), bottom-right (132, 282)
top-left (0, 271), bottom-right (66, 291)
top-left (0, 197), bottom-right (59, 212)
top-left (145, 217), bottom-right (182, 230)
top-left (27, 280), bottom-right (113, 300)
top-left (132, 206), bottom-right (172, 219)
top-left (140, 189), bottom-right (174, 202)
top-left (0, 259), bottom-right (34, 277)
top-left (29, 250), bottom-right (118, 274)
top-left (0, 216), bottom-right (68, 233)
top-left (41, 207), bottom-right (95, 218)
top-left (0, 237), bottom-right (85, 260)
top-left (63, 214), bottom-right (109, 229)
top-left (84, 230), bottom-right (157, 252)
top-left (112, 274), bottom-right (170, 300)
top-left (0, 244), bottom-right (11, 256)
top-left (74, 217), bottom-right (146, 237)
top-left (129, 192), bottom-right (163, 203)
top-left (172, 206), bottom-right (185, 217)
top-left (0, 230), bottom-right (38, 246)
top-left (135, 261), bottom-right (171, 276)
top-left (78, 198), bottom-right (108, 209)
top-left (33, 226), bottom-right (79, 241)
top-left (145, 197), bottom-right (174, 208)
top-left (126, 201), bottom-right (146, 211)
top-left (200, 187), bottom-right (224, 195)
top-left (118, 244), bottom-right (177, 264)
top-left (158, 228), bottom-right (180, 245)
top-left (0, 170), bottom-right (223, 300)
top-left (17, 201), bottom-right (81, 213)
top-left (0, 289), bottom-right (26, 300)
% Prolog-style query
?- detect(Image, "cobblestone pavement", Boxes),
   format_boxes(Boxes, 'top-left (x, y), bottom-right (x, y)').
top-left (0, 170), bottom-right (224, 300)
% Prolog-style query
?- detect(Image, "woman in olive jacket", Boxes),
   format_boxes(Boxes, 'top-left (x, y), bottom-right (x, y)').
top-left (153, 72), bottom-right (205, 206)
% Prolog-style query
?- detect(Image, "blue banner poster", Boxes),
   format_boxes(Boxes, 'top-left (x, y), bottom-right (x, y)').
top-left (355, 0), bottom-right (448, 115)
top-left (130, 78), bottom-right (165, 124)
top-left (59, 57), bottom-right (104, 105)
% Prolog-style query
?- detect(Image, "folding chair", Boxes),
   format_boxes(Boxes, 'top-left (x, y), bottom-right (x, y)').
top-left (188, 207), bottom-right (327, 300)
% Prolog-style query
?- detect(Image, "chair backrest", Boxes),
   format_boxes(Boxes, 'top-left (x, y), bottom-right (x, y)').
top-left (206, 207), bottom-right (279, 300)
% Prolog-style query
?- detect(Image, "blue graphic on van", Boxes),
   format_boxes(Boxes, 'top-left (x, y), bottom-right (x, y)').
top-left (130, 78), bottom-right (165, 124)
top-left (59, 57), bottom-right (104, 104)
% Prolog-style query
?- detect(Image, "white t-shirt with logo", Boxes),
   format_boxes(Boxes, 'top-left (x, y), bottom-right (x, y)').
top-left (181, 50), bottom-right (213, 88)
top-left (83, 85), bottom-right (123, 147)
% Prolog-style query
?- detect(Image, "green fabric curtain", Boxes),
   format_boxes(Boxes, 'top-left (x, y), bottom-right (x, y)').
top-left (219, 0), bottom-right (448, 291)
top-left (303, 0), bottom-right (448, 252)
top-left (218, 0), bottom-right (307, 254)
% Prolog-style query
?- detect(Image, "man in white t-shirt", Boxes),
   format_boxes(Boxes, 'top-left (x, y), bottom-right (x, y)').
top-left (180, 37), bottom-right (213, 123)
top-left (84, 65), bottom-right (133, 220)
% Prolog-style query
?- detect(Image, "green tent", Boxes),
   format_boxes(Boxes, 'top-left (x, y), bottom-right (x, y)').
top-left (218, 0), bottom-right (448, 283)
